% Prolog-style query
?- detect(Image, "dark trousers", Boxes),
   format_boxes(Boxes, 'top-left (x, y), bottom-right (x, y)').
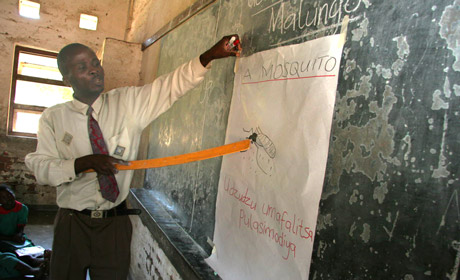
top-left (50, 208), bottom-right (132, 280)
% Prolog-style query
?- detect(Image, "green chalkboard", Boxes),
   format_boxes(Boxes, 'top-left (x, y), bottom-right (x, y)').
top-left (144, 0), bottom-right (460, 278)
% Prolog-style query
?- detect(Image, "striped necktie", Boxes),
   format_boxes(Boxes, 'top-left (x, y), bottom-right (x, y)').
top-left (87, 107), bottom-right (119, 202)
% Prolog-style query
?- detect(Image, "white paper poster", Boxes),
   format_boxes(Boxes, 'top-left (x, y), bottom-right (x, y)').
top-left (206, 34), bottom-right (344, 280)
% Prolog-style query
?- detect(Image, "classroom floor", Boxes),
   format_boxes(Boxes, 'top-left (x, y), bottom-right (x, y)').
top-left (24, 209), bottom-right (56, 251)
top-left (23, 209), bottom-right (100, 280)
top-left (20, 209), bottom-right (55, 279)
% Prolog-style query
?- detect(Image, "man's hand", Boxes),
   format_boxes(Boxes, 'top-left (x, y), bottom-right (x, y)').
top-left (75, 154), bottom-right (130, 175)
top-left (199, 34), bottom-right (242, 67)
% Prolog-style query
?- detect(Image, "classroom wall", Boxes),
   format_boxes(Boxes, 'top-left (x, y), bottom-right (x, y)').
top-left (0, 0), bottom-right (131, 205)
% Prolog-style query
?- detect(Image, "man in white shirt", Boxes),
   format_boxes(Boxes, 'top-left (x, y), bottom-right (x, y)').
top-left (25, 35), bottom-right (240, 280)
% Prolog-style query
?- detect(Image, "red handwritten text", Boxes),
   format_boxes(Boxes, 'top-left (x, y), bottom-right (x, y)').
top-left (239, 208), bottom-right (296, 260)
top-left (223, 176), bottom-right (257, 210)
top-left (262, 203), bottom-right (314, 242)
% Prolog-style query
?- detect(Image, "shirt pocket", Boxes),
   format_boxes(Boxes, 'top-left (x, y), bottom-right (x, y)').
top-left (55, 130), bottom-right (85, 160)
top-left (107, 127), bottom-right (131, 161)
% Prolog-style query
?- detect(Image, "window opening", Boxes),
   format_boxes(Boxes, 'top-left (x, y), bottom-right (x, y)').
top-left (79, 14), bottom-right (98, 30)
top-left (18, 0), bottom-right (40, 19)
top-left (8, 46), bottom-right (73, 138)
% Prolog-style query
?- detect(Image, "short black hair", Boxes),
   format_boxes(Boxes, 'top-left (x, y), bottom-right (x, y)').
top-left (0, 183), bottom-right (14, 196)
top-left (57, 43), bottom-right (92, 76)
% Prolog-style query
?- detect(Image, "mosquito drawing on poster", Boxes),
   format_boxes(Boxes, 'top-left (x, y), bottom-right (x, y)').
top-left (244, 126), bottom-right (276, 175)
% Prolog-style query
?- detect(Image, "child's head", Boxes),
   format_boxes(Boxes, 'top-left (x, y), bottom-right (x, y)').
top-left (0, 184), bottom-right (16, 210)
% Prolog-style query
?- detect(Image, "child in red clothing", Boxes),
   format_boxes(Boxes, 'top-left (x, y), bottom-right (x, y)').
top-left (0, 184), bottom-right (33, 253)
top-left (0, 184), bottom-right (50, 278)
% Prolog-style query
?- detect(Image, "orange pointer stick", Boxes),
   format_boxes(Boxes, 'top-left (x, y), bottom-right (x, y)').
top-left (85, 139), bottom-right (251, 172)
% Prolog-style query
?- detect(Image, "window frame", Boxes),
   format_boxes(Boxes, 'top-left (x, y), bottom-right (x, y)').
top-left (8, 45), bottom-right (69, 138)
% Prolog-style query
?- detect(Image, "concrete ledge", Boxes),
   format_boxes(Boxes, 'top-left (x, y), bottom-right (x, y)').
top-left (128, 189), bottom-right (219, 280)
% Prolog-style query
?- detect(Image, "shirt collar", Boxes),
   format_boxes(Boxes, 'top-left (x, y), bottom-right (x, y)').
top-left (70, 94), bottom-right (104, 115)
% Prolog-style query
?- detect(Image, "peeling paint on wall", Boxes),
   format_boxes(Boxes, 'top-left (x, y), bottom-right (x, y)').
top-left (349, 221), bottom-right (357, 237)
top-left (373, 182), bottom-right (388, 204)
top-left (351, 16), bottom-right (369, 42)
top-left (316, 213), bottom-right (333, 231)
top-left (432, 90), bottom-right (449, 110)
top-left (327, 84), bottom-right (398, 197)
top-left (349, 189), bottom-right (359, 204)
top-left (392, 35), bottom-right (409, 76)
top-left (439, 0), bottom-right (460, 71)
top-left (314, 0), bottom-right (459, 278)
top-left (447, 240), bottom-right (460, 280)
top-left (360, 223), bottom-right (371, 243)
top-left (454, 84), bottom-right (460, 96)
top-left (432, 113), bottom-right (450, 178)
top-left (316, 240), bottom-right (328, 260)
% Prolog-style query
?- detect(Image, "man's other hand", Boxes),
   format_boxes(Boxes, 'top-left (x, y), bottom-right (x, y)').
top-left (199, 34), bottom-right (242, 67)
top-left (75, 154), bottom-right (130, 175)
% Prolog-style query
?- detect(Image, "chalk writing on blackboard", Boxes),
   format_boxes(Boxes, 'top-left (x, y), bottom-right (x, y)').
top-left (250, 0), bottom-right (365, 34)
top-left (246, 0), bottom-right (365, 46)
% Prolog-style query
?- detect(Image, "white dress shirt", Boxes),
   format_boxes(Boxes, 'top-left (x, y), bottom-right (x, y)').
top-left (25, 57), bottom-right (209, 211)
